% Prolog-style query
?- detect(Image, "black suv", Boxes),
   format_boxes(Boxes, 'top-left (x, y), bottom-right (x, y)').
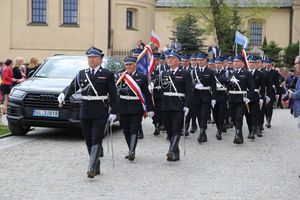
top-left (7, 55), bottom-right (124, 135)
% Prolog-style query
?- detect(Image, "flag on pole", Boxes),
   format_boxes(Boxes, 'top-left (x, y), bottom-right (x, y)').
top-left (151, 30), bottom-right (161, 48)
top-left (241, 49), bottom-right (250, 70)
top-left (235, 31), bottom-right (248, 49)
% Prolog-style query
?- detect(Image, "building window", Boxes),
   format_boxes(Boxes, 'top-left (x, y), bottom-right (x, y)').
top-left (63, 0), bottom-right (78, 24)
top-left (32, 0), bottom-right (47, 23)
top-left (126, 9), bottom-right (137, 30)
top-left (249, 21), bottom-right (263, 46)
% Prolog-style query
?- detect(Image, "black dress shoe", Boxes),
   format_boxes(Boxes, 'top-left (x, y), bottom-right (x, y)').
top-left (222, 126), bottom-right (227, 133)
top-left (153, 127), bottom-right (160, 136)
top-left (128, 151), bottom-right (135, 161)
top-left (138, 130), bottom-right (144, 139)
top-left (216, 130), bottom-right (222, 140)
top-left (184, 130), bottom-right (189, 136)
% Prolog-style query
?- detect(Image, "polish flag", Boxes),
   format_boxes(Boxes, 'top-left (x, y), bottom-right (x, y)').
top-left (242, 49), bottom-right (250, 70)
top-left (150, 30), bottom-right (161, 48)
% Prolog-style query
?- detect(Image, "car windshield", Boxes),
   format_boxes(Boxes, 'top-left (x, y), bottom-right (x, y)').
top-left (34, 57), bottom-right (89, 79)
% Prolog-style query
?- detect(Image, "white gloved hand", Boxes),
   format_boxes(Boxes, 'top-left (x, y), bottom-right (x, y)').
top-left (275, 94), bottom-right (279, 99)
top-left (243, 97), bottom-right (250, 104)
top-left (230, 76), bottom-right (239, 84)
top-left (57, 93), bottom-right (65, 104)
top-left (195, 83), bottom-right (204, 90)
top-left (108, 114), bottom-right (117, 126)
top-left (259, 99), bottom-right (264, 106)
top-left (183, 107), bottom-right (189, 116)
top-left (148, 82), bottom-right (154, 94)
top-left (216, 83), bottom-right (222, 88)
top-left (211, 99), bottom-right (216, 108)
top-left (147, 111), bottom-right (154, 118)
top-left (265, 96), bottom-right (270, 104)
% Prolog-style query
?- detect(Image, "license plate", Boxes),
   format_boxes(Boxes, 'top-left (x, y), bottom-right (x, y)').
top-left (33, 109), bottom-right (59, 118)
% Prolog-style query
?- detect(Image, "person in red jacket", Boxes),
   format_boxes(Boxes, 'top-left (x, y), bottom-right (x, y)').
top-left (2, 59), bottom-right (20, 114)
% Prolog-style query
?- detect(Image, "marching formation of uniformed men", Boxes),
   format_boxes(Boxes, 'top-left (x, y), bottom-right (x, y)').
top-left (58, 45), bottom-right (281, 178)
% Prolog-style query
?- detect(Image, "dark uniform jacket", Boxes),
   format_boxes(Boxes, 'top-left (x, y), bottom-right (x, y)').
top-left (117, 71), bottom-right (154, 115)
top-left (64, 67), bottom-right (118, 119)
top-left (228, 69), bottom-right (255, 103)
top-left (151, 64), bottom-right (167, 98)
top-left (157, 67), bottom-right (192, 112)
top-left (263, 68), bottom-right (280, 98)
top-left (250, 69), bottom-right (265, 102)
top-left (191, 66), bottom-right (216, 103)
top-left (214, 69), bottom-right (229, 103)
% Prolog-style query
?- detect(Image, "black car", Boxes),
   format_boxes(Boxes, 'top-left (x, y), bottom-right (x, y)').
top-left (7, 55), bottom-right (124, 135)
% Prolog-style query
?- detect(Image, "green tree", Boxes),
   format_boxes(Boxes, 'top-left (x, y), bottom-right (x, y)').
top-left (172, 0), bottom-right (270, 55)
top-left (261, 40), bottom-right (282, 66)
top-left (172, 13), bottom-right (206, 54)
top-left (283, 41), bottom-right (299, 68)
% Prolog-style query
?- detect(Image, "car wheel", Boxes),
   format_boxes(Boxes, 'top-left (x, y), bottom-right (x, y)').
top-left (8, 122), bottom-right (30, 136)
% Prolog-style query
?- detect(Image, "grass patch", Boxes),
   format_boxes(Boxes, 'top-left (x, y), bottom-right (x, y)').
top-left (0, 124), bottom-right (10, 137)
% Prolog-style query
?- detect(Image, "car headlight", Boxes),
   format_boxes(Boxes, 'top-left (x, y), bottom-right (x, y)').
top-left (10, 89), bottom-right (26, 98)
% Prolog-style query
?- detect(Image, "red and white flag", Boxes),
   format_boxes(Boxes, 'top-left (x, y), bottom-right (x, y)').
top-left (145, 45), bottom-right (156, 75)
top-left (150, 30), bottom-right (161, 48)
top-left (123, 74), bottom-right (147, 114)
top-left (241, 49), bottom-right (250, 70)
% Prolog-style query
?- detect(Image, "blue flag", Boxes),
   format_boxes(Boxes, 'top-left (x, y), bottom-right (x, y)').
top-left (136, 53), bottom-right (149, 76)
top-left (235, 31), bottom-right (248, 49)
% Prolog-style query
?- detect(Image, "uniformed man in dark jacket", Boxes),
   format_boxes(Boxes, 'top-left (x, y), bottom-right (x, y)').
top-left (191, 53), bottom-right (216, 143)
top-left (262, 59), bottom-right (280, 128)
top-left (245, 56), bottom-right (265, 139)
top-left (58, 46), bottom-right (118, 178)
top-left (213, 57), bottom-right (229, 140)
top-left (150, 53), bottom-right (165, 136)
top-left (228, 55), bottom-right (254, 144)
top-left (156, 51), bottom-right (192, 161)
top-left (117, 56), bottom-right (154, 161)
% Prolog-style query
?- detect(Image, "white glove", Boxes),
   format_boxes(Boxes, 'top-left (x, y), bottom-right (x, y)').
top-left (195, 83), bottom-right (204, 90)
top-left (211, 99), bottom-right (216, 108)
top-left (108, 114), bottom-right (117, 125)
top-left (275, 94), bottom-right (279, 99)
top-left (147, 111), bottom-right (154, 118)
top-left (265, 96), bottom-right (270, 104)
top-left (57, 93), bottom-right (65, 104)
top-left (259, 99), bottom-right (264, 106)
top-left (183, 107), bottom-right (189, 116)
top-left (230, 76), bottom-right (239, 84)
top-left (243, 97), bottom-right (250, 104)
top-left (148, 82), bottom-right (154, 94)
top-left (216, 83), bottom-right (222, 88)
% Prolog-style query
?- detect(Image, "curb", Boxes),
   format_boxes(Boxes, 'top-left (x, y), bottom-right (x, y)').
top-left (0, 133), bottom-right (11, 139)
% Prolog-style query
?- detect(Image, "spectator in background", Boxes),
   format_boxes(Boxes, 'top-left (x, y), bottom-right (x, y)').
top-left (26, 57), bottom-right (39, 78)
top-left (170, 39), bottom-right (182, 52)
top-left (289, 56), bottom-right (300, 128)
top-left (208, 43), bottom-right (220, 59)
top-left (136, 40), bottom-right (145, 49)
top-left (286, 69), bottom-right (298, 90)
top-left (15, 57), bottom-right (26, 79)
top-left (12, 58), bottom-right (25, 86)
top-left (2, 59), bottom-right (19, 114)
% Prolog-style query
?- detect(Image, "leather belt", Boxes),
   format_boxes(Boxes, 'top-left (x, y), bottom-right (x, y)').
top-left (229, 91), bottom-right (247, 94)
top-left (163, 92), bottom-right (185, 97)
top-left (119, 95), bottom-right (139, 100)
top-left (81, 95), bottom-right (108, 101)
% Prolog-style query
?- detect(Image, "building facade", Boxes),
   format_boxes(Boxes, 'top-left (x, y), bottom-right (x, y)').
top-left (0, 0), bottom-right (299, 63)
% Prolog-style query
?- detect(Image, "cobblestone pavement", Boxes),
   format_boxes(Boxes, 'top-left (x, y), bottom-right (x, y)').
top-left (1, 109), bottom-right (300, 200)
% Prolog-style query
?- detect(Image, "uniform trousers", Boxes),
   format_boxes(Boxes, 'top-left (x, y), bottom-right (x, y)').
top-left (161, 111), bottom-right (184, 139)
top-left (81, 118), bottom-right (107, 154)
top-left (245, 101), bottom-right (260, 132)
top-left (212, 102), bottom-right (226, 130)
top-left (229, 103), bottom-right (245, 129)
top-left (119, 114), bottom-right (143, 147)
top-left (265, 97), bottom-right (275, 120)
top-left (152, 97), bottom-right (162, 127)
top-left (193, 102), bottom-right (210, 129)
